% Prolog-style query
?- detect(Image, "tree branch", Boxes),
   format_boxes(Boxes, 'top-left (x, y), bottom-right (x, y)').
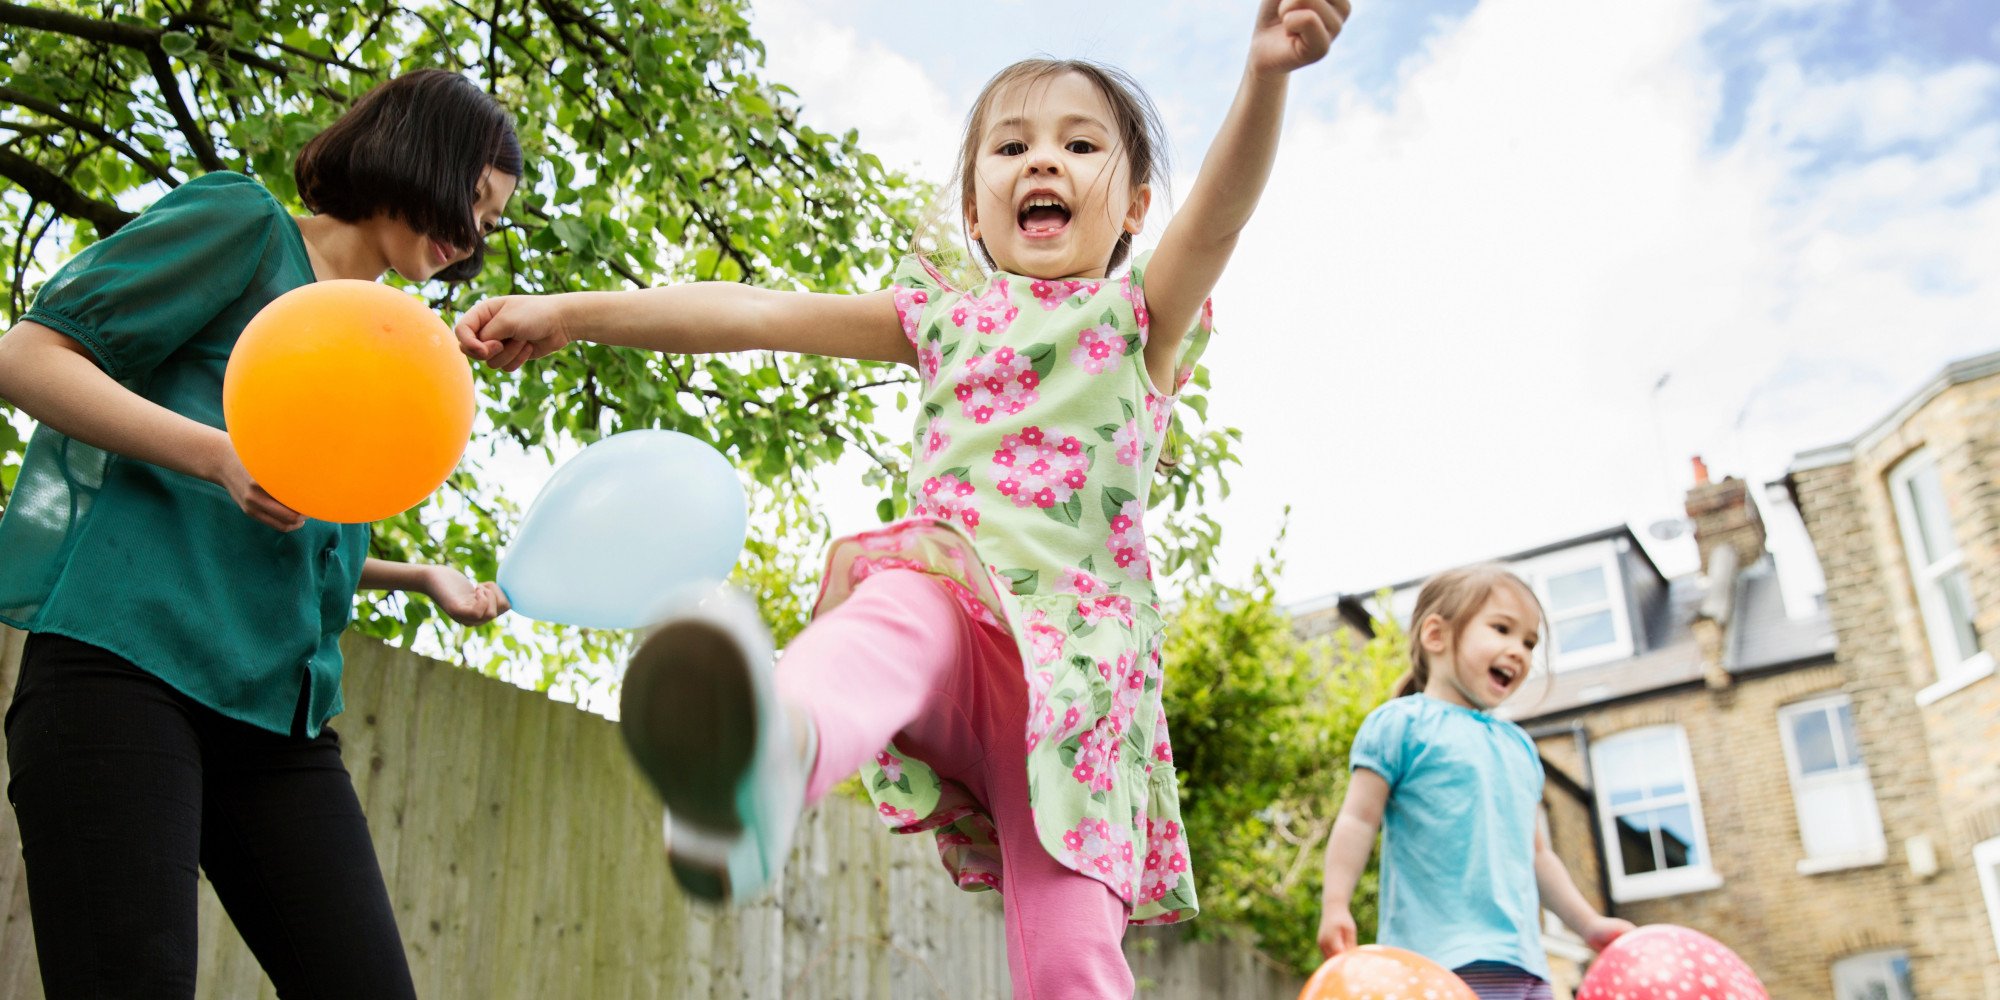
top-left (0, 2), bottom-right (159, 47)
top-left (0, 87), bottom-right (178, 185)
top-left (0, 150), bottom-right (137, 235)
top-left (164, 11), bottom-right (372, 74)
top-left (803, 375), bottom-right (913, 411)
top-left (146, 47), bottom-right (224, 171)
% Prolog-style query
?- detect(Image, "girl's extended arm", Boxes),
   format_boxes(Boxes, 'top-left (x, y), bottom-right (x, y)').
top-left (1317, 767), bottom-right (1389, 958)
top-left (1143, 0), bottom-right (1349, 385)
top-left (359, 559), bottom-right (510, 626)
top-left (455, 283), bottom-right (914, 372)
top-left (1533, 823), bottom-right (1635, 951)
top-left (0, 321), bottom-right (306, 531)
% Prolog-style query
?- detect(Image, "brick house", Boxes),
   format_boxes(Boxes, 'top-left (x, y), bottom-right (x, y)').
top-left (1295, 348), bottom-right (2000, 998)
top-left (1782, 348), bottom-right (2000, 998)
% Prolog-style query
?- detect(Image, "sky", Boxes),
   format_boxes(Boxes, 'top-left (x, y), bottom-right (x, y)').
top-left (747, 0), bottom-right (2000, 607)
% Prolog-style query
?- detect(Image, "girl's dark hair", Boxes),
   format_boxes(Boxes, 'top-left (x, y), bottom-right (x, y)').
top-left (955, 59), bottom-right (1167, 275)
top-left (1390, 563), bottom-right (1546, 699)
top-left (295, 69), bottom-right (523, 283)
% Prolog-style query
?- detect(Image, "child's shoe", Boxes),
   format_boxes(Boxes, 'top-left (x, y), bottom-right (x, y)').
top-left (618, 587), bottom-right (807, 902)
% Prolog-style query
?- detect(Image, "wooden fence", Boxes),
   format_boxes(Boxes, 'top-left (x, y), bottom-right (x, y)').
top-left (0, 627), bottom-right (1302, 998)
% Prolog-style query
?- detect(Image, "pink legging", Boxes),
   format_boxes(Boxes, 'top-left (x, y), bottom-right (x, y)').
top-left (776, 568), bottom-right (1135, 999)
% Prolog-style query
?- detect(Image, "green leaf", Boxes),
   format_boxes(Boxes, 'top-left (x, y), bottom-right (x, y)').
top-left (159, 32), bottom-right (196, 57)
top-left (1024, 341), bottom-right (1057, 381)
top-left (1068, 606), bottom-right (1093, 635)
top-left (1043, 492), bottom-right (1083, 527)
top-left (1000, 568), bottom-right (1039, 591)
top-left (1103, 485), bottom-right (1137, 523)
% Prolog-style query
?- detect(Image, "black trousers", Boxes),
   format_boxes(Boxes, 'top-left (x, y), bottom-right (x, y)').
top-left (4, 633), bottom-right (417, 999)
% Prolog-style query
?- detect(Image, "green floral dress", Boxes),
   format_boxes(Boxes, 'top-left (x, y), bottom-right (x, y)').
top-left (810, 252), bottom-right (1210, 925)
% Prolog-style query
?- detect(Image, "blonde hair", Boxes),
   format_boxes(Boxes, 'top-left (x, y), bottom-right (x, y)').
top-left (952, 58), bottom-right (1168, 275)
top-left (1390, 563), bottom-right (1545, 699)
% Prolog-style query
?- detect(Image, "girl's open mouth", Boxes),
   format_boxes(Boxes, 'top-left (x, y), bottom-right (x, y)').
top-left (1018, 194), bottom-right (1071, 237)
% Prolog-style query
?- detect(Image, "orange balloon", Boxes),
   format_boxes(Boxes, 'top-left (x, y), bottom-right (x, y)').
top-left (223, 279), bottom-right (474, 523)
top-left (1301, 946), bottom-right (1477, 1000)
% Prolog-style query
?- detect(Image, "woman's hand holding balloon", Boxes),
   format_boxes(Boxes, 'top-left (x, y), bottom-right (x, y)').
top-left (207, 431), bottom-right (307, 532)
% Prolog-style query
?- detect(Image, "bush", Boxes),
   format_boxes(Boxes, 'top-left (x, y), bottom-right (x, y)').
top-left (1163, 552), bottom-right (1405, 974)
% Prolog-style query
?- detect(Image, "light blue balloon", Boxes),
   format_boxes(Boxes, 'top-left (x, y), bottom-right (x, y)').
top-left (500, 429), bottom-right (748, 629)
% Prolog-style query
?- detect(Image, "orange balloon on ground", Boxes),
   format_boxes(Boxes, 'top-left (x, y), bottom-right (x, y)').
top-left (223, 279), bottom-right (474, 523)
top-left (1301, 946), bottom-right (1477, 1000)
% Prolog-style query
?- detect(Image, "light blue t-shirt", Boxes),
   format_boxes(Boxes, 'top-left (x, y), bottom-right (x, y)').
top-left (1350, 694), bottom-right (1550, 979)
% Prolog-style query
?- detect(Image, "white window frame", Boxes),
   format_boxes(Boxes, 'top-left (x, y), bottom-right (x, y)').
top-left (1516, 541), bottom-right (1634, 671)
top-left (1888, 449), bottom-right (1993, 705)
top-left (1831, 949), bottom-right (1913, 1000)
top-left (1977, 836), bottom-right (2000, 959)
top-left (1590, 725), bottom-right (1722, 902)
top-left (1776, 694), bottom-right (1886, 872)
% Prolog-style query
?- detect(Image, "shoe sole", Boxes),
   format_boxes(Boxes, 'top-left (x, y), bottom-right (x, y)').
top-left (619, 618), bottom-right (760, 902)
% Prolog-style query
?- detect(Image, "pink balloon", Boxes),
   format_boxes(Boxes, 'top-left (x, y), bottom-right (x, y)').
top-left (1577, 924), bottom-right (1768, 1000)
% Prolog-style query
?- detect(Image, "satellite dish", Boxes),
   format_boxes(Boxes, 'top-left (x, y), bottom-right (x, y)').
top-left (1648, 518), bottom-right (1688, 541)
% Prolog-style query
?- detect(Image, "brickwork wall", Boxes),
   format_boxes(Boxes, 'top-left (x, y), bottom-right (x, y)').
top-left (1796, 367), bottom-right (2000, 997)
top-left (1527, 659), bottom-right (1975, 997)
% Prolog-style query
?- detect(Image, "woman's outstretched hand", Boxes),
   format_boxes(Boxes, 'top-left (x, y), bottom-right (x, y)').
top-left (454, 295), bottom-right (574, 372)
top-left (1251, 0), bottom-right (1350, 76)
top-left (425, 566), bottom-right (510, 626)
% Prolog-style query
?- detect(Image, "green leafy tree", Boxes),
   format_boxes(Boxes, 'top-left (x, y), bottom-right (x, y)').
top-left (0, 0), bottom-right (1238, 686)
top-left (1163, 530), bottom-right (1405, 974)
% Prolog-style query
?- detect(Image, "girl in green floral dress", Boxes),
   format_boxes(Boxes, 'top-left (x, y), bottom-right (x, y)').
top-left (459, 2), bottom-right (1351, 994)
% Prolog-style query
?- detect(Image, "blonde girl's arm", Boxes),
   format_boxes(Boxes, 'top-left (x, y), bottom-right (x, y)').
top-left (1533, 822), bottom-right (1636, 951)
top-left (455, 283), bottom-right (916, 372)
top-left (1317, 766), bottom-right (1389, 958)
top-left (1142, 0), bottom-right (1349, 386)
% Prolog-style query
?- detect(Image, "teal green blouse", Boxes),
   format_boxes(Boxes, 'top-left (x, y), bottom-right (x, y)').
top-left (0, 172), bottom-right (369, 737)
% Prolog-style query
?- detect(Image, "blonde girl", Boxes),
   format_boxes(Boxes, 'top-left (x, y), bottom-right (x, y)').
top-left (1316, 564), bottom-right (1633, 1000)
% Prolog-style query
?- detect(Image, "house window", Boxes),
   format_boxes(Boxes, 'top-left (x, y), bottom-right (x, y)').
top-left (1977, 837), bottom-right (2000, 958)
top-left (1777, 695), bottom-right (1886, 871)
top-left (1548, 564), bottom-right (1617, 656)
top-left (1888, 449), bottom-right (1991, 703)
top-left (1831, 950), bottom-right (1913, 1000)
top-left (1516, 542), bottom-right (1634, 670)
top-left (1590, 726), bottom-right (1721, 901)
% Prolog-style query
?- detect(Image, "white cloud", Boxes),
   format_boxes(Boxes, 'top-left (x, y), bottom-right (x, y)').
top-left (750, 0), bottom-right (960, 183)
top-left (1197, 0), bottom-right (2000, 601)
top-left (1743, 56), bottom-right (2000, 155)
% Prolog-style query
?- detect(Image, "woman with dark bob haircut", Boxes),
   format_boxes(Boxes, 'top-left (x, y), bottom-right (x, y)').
top-left (0, 69), bottom-right (521, 999)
